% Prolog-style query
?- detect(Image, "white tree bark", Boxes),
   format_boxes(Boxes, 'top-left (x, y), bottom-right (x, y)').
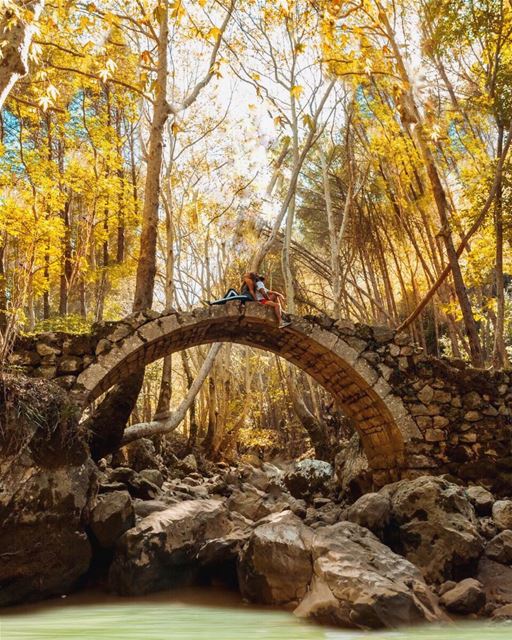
top-left (0, 0), bottom-right (44, 109)
top-left (121, 343), bottom-right (222, 444)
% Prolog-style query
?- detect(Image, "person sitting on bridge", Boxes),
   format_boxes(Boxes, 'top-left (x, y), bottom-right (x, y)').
top-left (241, 272), bottom-right (291, 329)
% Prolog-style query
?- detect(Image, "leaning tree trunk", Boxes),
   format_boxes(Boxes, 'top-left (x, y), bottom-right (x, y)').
top-left (0, 0), bottom-right (44, 108)
top-left (121, 343), bottom-right (222, 444)
top-left (377, 2), bottom-right (484, 367)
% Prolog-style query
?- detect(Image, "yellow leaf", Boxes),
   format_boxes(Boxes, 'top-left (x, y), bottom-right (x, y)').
top-left (206, 27), bottom-right (221, 40)
top-left (38, 96), bottom-right (51, 111)
top-left (140, 50), bottom-right (151, 64)
top-left (290, 85), bottom-right (303, 99)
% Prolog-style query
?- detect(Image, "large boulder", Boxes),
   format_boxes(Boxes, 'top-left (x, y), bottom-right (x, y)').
top-left (380, 476), bottom-right (484, 583)
top-left (139, 469), bottom-right (164, 488)
top-left (227, 485), bottom-right (296, 522)
top-left (109, 499), bottom-right (233, 595)
top-left (237, 511), bottom-right (313, 604)
top-left (121, 438), bottom-right (162, 472)
top-left (294, 521), bottom-right (443, 629)
top-left (0, 375), bottom-right (96, 606)
top-left (237, 512), bottom-right (443, 629)
top-left (89, 490), bottom-right (135, 548)
top-left (227, 486), bottom-right (271, 521)
top-left (485, 530), bottom-right (512, 564)
top-left (345, 492), bottom-right (391, 535)
top-left (284, 459), bottom-right (333, 498)
top-left (107, 467), bottom-right (160, 500)
top-left (492, 500), bottom-right (512, 531)
top-left (477, 557), bottom-right (512, 607)
top-left (466, 486), bottom-right (494, 516)
top-left (439, 578), bottom-right (486, 614)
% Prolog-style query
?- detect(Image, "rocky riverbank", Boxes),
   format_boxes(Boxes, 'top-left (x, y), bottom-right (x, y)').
top-left (2, 375), bottom-right (512, 629)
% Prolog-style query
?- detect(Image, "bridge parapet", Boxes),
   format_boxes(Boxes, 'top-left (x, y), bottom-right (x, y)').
top-left (8, 303), bottom-right (512, 489)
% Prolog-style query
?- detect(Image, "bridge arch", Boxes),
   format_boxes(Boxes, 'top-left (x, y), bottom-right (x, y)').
top-left (10, 302), bottom-right (512, 488)
top-left (69, 302), bottom-right (414, 479)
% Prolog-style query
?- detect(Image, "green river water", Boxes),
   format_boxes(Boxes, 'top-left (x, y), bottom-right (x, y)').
top-left (0, 588), bottom-right (510, 640)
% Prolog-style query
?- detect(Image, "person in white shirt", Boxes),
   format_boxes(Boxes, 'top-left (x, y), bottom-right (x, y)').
top-left (241, 272), bottom-right (291, 328)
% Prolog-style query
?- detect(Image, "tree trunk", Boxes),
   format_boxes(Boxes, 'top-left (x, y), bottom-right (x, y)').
top-left (377, 2), bottom-right (484, 366)
top-left (0, 242), bottom-right (7, 335)
top-left (122, 343), bottom-right (222, 444)
top-left (492, 124), bottom-right (509, 369)
top-left (87, 4), bottom-right (169, 459)
top-left (155, 168), bottom-right (176, 417)
top-left (0, 0), bottom-right (44, 108)
top-left (87, 0), bottom-right (234, 457)
top-left (59, 198), bottom-right (72, 316)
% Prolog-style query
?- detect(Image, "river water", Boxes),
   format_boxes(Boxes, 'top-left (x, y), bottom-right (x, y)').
top-left (1, 588), bottom-right (511, 640)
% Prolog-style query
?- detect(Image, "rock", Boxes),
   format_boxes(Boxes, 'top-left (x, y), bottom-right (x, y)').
top-left (123, 438), bottom-right (161, 472)
top-left (227, 486), bottom-right (270, 521)
top-left (466, 485), bottom-right (494, 516)
top-left (316, 503), bottom-right (342, 525)
top-left (477, 557), bottom-right (512, 606)
top-left (381, 476), bottom-right (484, 583)
top-left (0, 375), bottom-right (96, 606)
top-left (294, 521), bottom-right (444, 629)
top-left (109, 499), bottom-right (232, 595)
top-left (98, 481), bottom-right (127, 493)
top-left (108, 467), bottom-right (160, 500)
top-left (197, 512), bottom-right (253, 569)
top-left (479, 517), bottom-right (499, 540)
top-left (439, 578), bottom-right (486, 614)
top-left (345, 492), bottom-right (391, 535)
top-left (486, 530), bottom-right (512, 564)
top-left (240, 465), bottom-right (270, 492)
top-left (438, 580), bottom-right (457, 596)
top-left (227, 484), bottom-right (300, 523)
top-left (89, 491), bottom-right (135, 548)
top-left (133, 499), bottom-right (175, 518)
top-left (139, 469), bottom-right (164, 488)
top-left (180, 454), bottom-right (198, 474)
top-left (237, 511), bottom-right (313, 605)
top-left (492, 603), bottom-right (512, 620)
top-left (313, 497), bottom-right (331, 508)
top-left (373, 325), bottom-right (394, 343)
top-left (241, 453), bottom-right (263, 468)
top-left (284, 459), bottom-right (333, 498)
top-left (492, 500), bottom-right (512, 530)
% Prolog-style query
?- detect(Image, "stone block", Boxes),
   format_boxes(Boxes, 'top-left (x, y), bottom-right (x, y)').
top-left (57, 356), bottom-right (83, 374)
top-left (36, 342), bottom-right (61, 357)
top-left (372, 325), bottom-right (394, 343)
top-left (425, 428), bottom-right (446, 442)
top-left (394, 331), bottom-right (411, 346)
top-left (95, 339), bottom-right (112, 356)
top-left (418, 385), bottom-right (434, 404)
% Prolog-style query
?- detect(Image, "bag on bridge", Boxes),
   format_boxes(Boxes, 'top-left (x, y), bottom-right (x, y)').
top-left (207, 288), bottom-right (252, 306)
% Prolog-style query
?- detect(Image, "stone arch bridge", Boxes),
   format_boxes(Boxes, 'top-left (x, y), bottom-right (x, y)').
top-left (8, 302), bottom-right (512, 486)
